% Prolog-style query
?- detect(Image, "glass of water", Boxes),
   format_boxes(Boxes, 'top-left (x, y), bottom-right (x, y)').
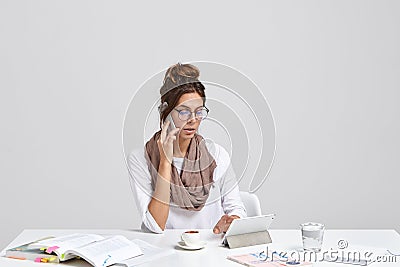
top-left (300, 222), bottom-right (325, 252)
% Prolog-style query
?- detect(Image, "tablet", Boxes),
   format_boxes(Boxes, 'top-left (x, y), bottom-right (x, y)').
top-left (222, 214), bottom-right (276, 245)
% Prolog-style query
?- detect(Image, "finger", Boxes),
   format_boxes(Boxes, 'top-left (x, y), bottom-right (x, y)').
top-left (166, 128), bottom-right (180, 140)
top-left (222, 217), bottom-right (237, 233)
top-left (219, 222), bottom-right (230, 233)
top-left (213, 215), bottom-right (229, 234)
top-left (226, 217), bottom-right (234, 224)
top-left (213, 223), bottom-right (220, 234)
top-left (213, 216), bottom-right (224, 234)
top-left (166, 135), bottom-right (176, 144)
top-left (172, 127), bottom-right (180, 134)
top-left (161, 119), bottom-right (169, 130)
top-left (225, 215), bottom-right (239, 224)
top-left (220, 215), bottom-right (237, 233)
top-left (160, 120), bottom-right (170, 142)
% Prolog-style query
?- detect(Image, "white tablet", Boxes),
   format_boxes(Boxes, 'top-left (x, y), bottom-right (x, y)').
top-left (222, 214), bottom-right (276, 245)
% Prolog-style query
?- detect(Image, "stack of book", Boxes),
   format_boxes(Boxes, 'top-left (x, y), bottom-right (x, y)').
top-left (4, 233), bottom-right (174, 267)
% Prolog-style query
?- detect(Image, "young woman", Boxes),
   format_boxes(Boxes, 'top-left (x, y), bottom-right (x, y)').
top-left (128, 63), bottom-right (247, 234)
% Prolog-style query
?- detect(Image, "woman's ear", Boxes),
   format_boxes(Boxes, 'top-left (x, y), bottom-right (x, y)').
top-left (158, 101), bottom-right (169, 114)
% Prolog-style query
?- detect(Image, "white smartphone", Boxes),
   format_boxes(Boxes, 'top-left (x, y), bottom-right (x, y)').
top-left (165, 113), bottom-right (176, 134)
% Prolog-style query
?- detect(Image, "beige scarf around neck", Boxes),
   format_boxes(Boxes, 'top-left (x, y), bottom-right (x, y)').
top-left (145, 130), bottom-right (217, 211)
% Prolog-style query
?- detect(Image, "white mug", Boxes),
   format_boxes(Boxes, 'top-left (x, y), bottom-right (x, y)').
top-left (181, 230), bottom-right (201, 246)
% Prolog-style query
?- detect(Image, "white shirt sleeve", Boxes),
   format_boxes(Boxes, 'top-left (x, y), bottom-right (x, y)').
top-left (216, 146), bottom-right (248, 219)
top-left (127, 149), bottom-right (164, 234)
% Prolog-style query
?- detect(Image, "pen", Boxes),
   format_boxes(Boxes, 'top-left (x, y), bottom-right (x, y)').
top-left (6, 256), bottom-right (26, 260)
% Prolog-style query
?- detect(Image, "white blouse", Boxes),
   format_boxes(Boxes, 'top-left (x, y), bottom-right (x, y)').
top-left (127, 142), bottom-right (247, 234)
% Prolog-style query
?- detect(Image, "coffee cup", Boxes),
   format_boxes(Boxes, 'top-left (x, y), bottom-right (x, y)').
top-left (181, 230), bottom-right (201, 246)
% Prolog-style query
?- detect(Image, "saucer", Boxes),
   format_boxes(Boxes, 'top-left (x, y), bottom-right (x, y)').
top-left (177, 240), bottom-right (207, 250)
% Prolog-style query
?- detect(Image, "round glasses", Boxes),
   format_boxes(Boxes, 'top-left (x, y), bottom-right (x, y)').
top-left (174, 106), bottom-right (209, 121)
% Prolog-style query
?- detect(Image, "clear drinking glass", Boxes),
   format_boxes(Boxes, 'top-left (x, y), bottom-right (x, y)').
top-left (300, 222), bottom-right (325, 252)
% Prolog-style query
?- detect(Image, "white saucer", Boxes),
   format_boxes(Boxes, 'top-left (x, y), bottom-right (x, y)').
top-left (177, 240), bottom-right (207, 250)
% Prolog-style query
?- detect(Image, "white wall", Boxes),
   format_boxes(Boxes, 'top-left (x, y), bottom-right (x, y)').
top-left (1, 0), bottom-right (399, 249)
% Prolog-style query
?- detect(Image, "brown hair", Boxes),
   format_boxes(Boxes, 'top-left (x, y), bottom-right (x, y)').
top-left (158, 63), bottom-right (206, 128)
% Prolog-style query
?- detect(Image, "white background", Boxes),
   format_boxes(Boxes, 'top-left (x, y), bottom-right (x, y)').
top-left (1, 0), bottom-right (399, 249)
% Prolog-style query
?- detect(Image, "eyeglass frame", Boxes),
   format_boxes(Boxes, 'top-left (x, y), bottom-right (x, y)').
top-left (173, 106), bottom-right (210, 121)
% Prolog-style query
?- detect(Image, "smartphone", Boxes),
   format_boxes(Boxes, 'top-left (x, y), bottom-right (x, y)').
top-left (165, 113), bottom-right (176, 134)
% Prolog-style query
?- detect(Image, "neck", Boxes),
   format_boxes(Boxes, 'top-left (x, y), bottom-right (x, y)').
top-left (173, 137), bottom-right (191, 158)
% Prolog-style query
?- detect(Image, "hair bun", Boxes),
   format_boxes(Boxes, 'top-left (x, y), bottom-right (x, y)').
top-left (163, 62), bottom-right (200, 85)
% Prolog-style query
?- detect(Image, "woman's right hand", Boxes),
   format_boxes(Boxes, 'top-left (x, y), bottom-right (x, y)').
top-left (158, 120), bottom-right (180, 164)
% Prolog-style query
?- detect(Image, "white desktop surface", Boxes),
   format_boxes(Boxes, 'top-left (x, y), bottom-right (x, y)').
top-left (1, 229), bottom-right (399, 266)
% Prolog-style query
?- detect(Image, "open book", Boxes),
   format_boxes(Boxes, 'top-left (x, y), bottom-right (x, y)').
top-left (6, 233), bottom-right (143, 267)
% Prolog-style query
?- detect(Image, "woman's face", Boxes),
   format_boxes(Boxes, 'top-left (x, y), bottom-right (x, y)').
top-left (171, 92), bottom-right (204, 141)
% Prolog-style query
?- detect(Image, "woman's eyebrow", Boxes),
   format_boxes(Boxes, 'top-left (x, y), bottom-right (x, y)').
top-left (177, 104), bottom-right (203, 109)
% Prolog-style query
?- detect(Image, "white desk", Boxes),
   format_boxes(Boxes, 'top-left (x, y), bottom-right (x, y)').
top-left (1, 229), bottom-right (399, 266)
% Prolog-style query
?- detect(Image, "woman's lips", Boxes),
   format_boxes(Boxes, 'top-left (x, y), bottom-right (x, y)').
top-left (183, 128), bottom-right (196, 134)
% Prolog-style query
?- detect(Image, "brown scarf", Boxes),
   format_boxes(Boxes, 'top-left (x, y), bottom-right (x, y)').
top-left (144, 130), bottom-right (217, 211)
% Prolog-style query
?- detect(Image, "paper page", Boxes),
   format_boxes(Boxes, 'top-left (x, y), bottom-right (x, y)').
top-left (115, 239), bottom-right (175, 267)
top-left (66, 235), bottom-right (143, 267)
top-left (32, 233), bottom-right (105, 260)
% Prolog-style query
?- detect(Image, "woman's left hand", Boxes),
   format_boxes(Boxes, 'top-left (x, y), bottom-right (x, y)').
top-left (213, 214), bottom-right (240, 234)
